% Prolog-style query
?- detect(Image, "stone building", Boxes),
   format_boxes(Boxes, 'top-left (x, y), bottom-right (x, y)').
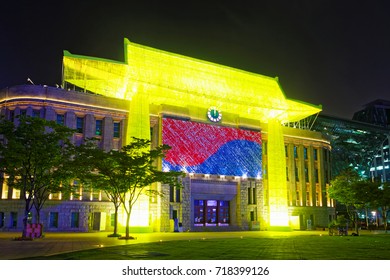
top-left (0, 39), bottom-right (335, 232)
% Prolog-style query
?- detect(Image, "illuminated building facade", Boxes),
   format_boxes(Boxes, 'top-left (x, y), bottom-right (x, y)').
top-left (353, 99), bottom-right (390, 128)
top-left (310, 113), bottom-right (390, 182)
top-left (353, 100), bottom-right (390, 181)
top-left (0, 39), bottom-right (335, 232)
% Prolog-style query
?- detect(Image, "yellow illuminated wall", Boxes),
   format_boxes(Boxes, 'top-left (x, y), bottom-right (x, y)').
top-left (62, 38), bottom-right (322, 229)
top-left (267, 120), bottom-right (289, 227)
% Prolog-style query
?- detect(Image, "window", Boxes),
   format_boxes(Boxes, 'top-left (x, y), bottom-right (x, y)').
top-left (295, 167), bottom-right (299, 182)
top-left (248, 181), bottom-right (257, 204)
top-left (285, 145), bottom-right (288, 157)
top-left (113, 122), bottom-right (120, 138)
top-left (1, 184), bottom-right (9, 199)
top-left (0, 212), bottom-right (4, 228)
top-left (250, 211), bottom-right (255, 222)
top-left (170, 186), bottom-right (181, 202)
top-left (314, 168), bottom-right (319, 183)
top-left (286, 167), bottom-right (289, 181)
top-left (70, 180), bottom-right (82, 201)
top-left (206, 200), bottom-right (218, 224)
top-left (49, 212), bottom-right (58, 228)
top-left (56, 114), bottom-right (65, 125)
top-left (218, 201), bottom-right (229, 224)
top-left (314, 149), bottom-right (318, 161)
top-left (316, 192), bottom-right (320, 206)
top-left (90, 189), bottom-right (101, 201)
top-left (304, 166), bottom-right (309, 182)
top-left (32, 109), bottom-right (40, 118)
top-left (176, 187), bottom-right (181, 203)
top-left (323, 148), bottom-right (328, 162)
top-left (194, 200), bottom-right (205, 225)
top-left (10, 212), bottom-right (17, 228)
top-left (294, 146), bottom-right (298, 158)
top-left (95, 120), bottom-right (103, 136)
top-left (169, 186), bottom-right (174, 202)
top-left (306, 191), bottom-right (311, 206)
top-left (19, 109), bottom-right (27, 116)
top-left (76, 117), bottom-right (84, 133)
top-left (9, 110), bottom-right (15, 122)
top-left (70, 212), bottom-right (79, 228)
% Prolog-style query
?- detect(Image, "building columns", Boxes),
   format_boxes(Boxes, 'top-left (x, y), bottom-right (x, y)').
top-left (267, 120), bottom-right (289, 228)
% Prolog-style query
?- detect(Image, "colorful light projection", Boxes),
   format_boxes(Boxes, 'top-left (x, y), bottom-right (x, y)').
top-left (62, 38), bottom-right (322, 229)
top-left (162, 118), bottom-right (262, 178)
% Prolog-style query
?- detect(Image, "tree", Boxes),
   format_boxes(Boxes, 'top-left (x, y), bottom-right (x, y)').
top-left (328, 168), bottom-right (378, 235)
top-left (0, 116), bottom-right (75, 238)
top-left (70, 139), bottom-right (124, 237)
top-left (372, 183), bottom-right (390, 233)
top-left (72, 137), bottom-right (184, 239)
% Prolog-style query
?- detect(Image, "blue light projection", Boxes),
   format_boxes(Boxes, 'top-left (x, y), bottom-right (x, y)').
top-left (162, 118), bottom-right (262, 178)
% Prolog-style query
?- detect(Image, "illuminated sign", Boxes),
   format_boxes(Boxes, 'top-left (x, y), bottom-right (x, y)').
top-left (162, 118), bottom-right (262, 178)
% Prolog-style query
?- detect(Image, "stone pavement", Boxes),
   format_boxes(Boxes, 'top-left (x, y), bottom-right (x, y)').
top-left (0, 229), bottom-right (336, 260)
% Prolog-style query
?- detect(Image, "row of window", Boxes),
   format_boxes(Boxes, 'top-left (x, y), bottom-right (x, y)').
top-left (263, 142), bottom-right (330, 162)
top-left (57, 114), bottom-right (121, 138)
top-left (287, 166), bottom-right (320, 183)
top-left (7, 109), bottom-right (121, 138)
top-left (0, 211), bottom-right (80, 229)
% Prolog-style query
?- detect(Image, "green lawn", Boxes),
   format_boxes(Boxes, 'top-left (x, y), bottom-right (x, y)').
top-left (25, 233), bottom-right (390, 260)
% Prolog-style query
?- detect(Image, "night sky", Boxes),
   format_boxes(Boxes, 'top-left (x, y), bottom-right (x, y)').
top-left (1, 0), bottom-right (390, 119)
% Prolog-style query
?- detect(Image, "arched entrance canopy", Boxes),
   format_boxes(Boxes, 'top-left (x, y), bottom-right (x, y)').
top-left (63, 38), bottom-right (321, 124)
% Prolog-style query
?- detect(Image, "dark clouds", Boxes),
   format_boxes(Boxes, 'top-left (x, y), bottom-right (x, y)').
top-left (2, 1), bottom-right (390, 118)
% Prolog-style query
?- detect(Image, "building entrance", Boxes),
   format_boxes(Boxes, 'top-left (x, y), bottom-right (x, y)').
top-left (194, 199), bottom-right (229, 226)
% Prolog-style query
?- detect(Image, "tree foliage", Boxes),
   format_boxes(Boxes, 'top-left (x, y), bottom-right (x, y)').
top-left (372, 182), bottom-right (390, 233)
top-left (329, 167), bottom-right (387, 234)
top-left (72, 137), bottom-right (184, 238)
top-left (0, 116), bottom-right (75, 237)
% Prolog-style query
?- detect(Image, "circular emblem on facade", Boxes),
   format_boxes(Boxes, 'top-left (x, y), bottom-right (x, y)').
top-left (207, 106), bottom-right (222, 122)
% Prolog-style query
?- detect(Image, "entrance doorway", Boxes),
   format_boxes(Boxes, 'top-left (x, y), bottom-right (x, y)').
top-left (194, 199), bottom-right (229, 226)
top-left (92, 212), bottom-right (106, 231)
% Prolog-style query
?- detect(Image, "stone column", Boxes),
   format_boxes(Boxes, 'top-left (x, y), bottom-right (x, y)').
top-left (44, 106), bottom-right (56, 121)
top-left (101, 116), bottom-right (113, 151)
top-left (267, 119), bottom-right (289, 229)
top-left (84, 114), bottom-right (95, 139)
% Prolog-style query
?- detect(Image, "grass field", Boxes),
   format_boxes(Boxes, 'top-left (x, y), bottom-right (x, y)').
top-left (25, 232), bottom-right (390, 260)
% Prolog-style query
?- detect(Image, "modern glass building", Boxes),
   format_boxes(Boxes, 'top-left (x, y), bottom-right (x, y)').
top-left (308, 113), bottom-right (390, 182)
top-left (0, 39), bottom-right (335, 232)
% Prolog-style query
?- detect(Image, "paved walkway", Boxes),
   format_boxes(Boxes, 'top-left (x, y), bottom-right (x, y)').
top-left (0, 230), bottom-right (326, 260)
top-left (3, 229), bottom-right (387, 260)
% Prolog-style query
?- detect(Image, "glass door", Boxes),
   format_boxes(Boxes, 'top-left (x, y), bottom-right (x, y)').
top-left (206, 200), bottom-right (217, 226)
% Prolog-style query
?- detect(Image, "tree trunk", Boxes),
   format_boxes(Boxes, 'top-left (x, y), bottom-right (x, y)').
top-left (22, 204), bottom-right (29, 238)
top-left (125, 211), bottom-right (130, 238)
top-left (125, 201), bottom-right (132, 239)
top-left (113, 205), bottom-right (119, 235)
top-left (365, 208), bottom-right (369, 229)
top-left (355, 211), bottom-right (359, 235)
top-left (36, 210), bottom-right (41, 224)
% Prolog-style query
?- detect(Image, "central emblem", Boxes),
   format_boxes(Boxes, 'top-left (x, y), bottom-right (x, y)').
top-left (207, 106), bottom-right (222, 122)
